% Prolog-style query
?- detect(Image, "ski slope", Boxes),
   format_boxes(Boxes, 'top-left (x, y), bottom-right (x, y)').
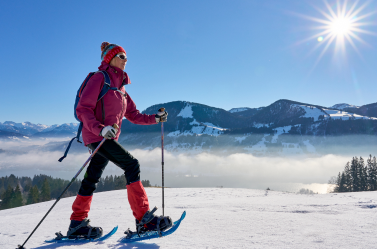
top-left (1, 188), bottom-right (377, 248)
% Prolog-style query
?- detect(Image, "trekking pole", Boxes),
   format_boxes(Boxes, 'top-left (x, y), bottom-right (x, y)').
top-left (159, 107), bottom-right (165, 216)
top-left (17, 124), bottom-right (118, 249)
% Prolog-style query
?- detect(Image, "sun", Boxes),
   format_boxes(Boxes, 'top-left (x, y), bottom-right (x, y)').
top-left (295, 0), bottom-right (376, 65)
top-left (330, 17), bottom-right (352, 36)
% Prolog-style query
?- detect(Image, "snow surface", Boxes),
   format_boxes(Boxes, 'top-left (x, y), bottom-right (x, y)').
top-left (303, 140), bottom-right (316, 153)
top-left (330, 103), bottom-right (359, 110)
top-left (1, 188), bottom-right (377, 248)
top-left (290, 104), bottom-right (375, 122)
top-left (244, 134), bottom-right (269, 154)
top-left (272, 126), bottom-right (292, 143)
top-left (252, 123), bottom-right (270, 128)
top-left (293, 104), bottom-right (325, 122)
top-left (323, 109), bottom-right (377, 120)
top-left (234, 136), bottom-right (247, 143)
top-left (177, 104), bottom-right (193, 118)
top-left (229, 107), bottom-right (249, 113)
top-left (167, 120), bottom-right (227, 138)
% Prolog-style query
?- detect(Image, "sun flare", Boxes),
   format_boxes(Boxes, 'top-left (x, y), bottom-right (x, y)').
top-left (330, 17), bottom-right (352, 35)
top-left (296, 0), bottom-right (376, 65)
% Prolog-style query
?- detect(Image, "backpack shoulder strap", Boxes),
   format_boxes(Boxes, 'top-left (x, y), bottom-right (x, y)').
top-left (58, 122), bottom-right (83, 162)
top-left (97, 71), bottom-right (114, 101)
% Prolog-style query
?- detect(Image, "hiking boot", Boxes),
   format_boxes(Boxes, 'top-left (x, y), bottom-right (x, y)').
top-left (68, 218), bottom-right (103, 239)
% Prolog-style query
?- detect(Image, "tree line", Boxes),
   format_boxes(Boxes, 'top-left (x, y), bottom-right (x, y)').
top-left (0, 174), bottom-right (152, 210)
top-left (330, 155), bottom-right (377, 192)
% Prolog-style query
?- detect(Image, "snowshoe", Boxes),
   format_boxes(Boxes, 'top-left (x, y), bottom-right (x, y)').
top-left (67, 218), bottom-right (103, 239)
top-left (133, 207), bottom-right (173, 237)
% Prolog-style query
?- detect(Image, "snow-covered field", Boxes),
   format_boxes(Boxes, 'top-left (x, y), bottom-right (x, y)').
top-left (1, 188), bottom-right (377, 248)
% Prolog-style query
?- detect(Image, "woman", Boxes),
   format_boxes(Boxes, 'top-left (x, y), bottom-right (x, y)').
top-left (67, 42), bottom-right (171, 238)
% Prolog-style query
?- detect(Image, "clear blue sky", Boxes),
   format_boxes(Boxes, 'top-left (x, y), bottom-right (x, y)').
top-left (1, 0), bottom-right (376, 125)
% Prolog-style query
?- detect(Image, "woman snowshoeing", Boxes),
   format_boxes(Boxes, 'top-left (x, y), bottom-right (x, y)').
top-left (68, 42), bottom-right (171, 238)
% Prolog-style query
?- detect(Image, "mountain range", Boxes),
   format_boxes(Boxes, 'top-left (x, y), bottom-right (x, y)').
top-left (2, 99), bottom-right (377, 156)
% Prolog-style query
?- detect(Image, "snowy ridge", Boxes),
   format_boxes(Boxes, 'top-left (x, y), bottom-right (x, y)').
top-left (288, 104), bottom-right (375, 121)
top-left (167, 119), bottom-right (227, 138)
top-left (322, 109), bottom-right (377, 120)
top-left (330, 103), bottom-right (360, 110)
top-left (229, 107), bottom-right (249, 113)
top-left (0, 121), bottom-right (79, 138)
top-left (293, 104), bottom-right (326, 121)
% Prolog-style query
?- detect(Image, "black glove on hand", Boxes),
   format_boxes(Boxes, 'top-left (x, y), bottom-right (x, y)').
top-left (155, 110), bottom-right (168, 123)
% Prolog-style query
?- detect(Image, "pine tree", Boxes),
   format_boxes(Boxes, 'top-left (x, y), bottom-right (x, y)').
top-left (40, 178), bottom-right (51, 202)
top-left (343, 162), bottom-right (352, 192)
top-left (350, 157), bottom-right (360, 191)
top-left (359, 157), bottom-right (368, 191)
top-left (13, 185), bottom-right (23, 207)
top-left (142, 180), bottom-right (151, 187)
top-left (334, 172), bottom-right (341, 192)
top-left (367, 156), bottom-right (377, 191)
top-left (27, 185), bottom-right (39, 204)
top-left (114, 176), bottom-right (127, 190)
top-left (1, 185), bottom-right (14, 209)
top-left (339, 172), bottom-right (347, 192)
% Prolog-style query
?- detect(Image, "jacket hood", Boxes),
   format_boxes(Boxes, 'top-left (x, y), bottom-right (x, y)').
top-left (98, 61), bottom-right (131, 86)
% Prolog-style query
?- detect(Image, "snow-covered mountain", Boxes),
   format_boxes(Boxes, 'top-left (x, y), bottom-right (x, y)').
top-left (117, 99), bottom-right (377, 156)
top-left (3, 99), bottom-right (377, 156)
top-left (0, 122), bottom-right (78, 139)
top-left (1, 188), bottom-right (376, 248)
top-left (330, 103), bottom-right (360, 110)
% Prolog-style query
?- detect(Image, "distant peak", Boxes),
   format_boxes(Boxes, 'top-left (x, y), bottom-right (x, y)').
top-left (229, 108), bottom-right (250, 113)
top-left (330, 103), bottom-right (359, 110)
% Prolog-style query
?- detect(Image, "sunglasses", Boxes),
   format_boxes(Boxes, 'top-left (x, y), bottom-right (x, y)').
top-left (115, 54), bottom-right (127, 61)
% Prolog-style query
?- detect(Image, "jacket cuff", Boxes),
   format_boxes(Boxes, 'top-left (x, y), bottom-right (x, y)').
top-left (95, 124), bottom-right (105, 136)
top-left (152, 115), bottom-right (158, 124)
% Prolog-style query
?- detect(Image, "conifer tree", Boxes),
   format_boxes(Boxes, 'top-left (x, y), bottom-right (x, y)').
top-left (40, 178), bottom-right (51, 202)
top-left (27, 185), bottom-right (39, 204)
top-left (114, 176), bottom-right (127, 190)
top-left (359, 157), bottom-right (368, 191)
top-left (339, 172), bottom-right (347, 192)
top-left (367, 155), bottom-right (377, 191)
top-left (350, 157), bottom-right (360, 191)
top-left (13, 185), bottom-right (23, 207)
top-left (343, 162), bottom-right (352, 192)
top-left (1, 185), bottom-right (14, 209)
top-left (142, 180), bottom-right (151, 187)
top-left (334, 172), bottom-right (341, 192)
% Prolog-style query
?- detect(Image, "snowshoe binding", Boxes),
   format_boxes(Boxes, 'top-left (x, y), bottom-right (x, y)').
top-left (125, 207), bottom-right (172, 238)
top-left (65, 218), bottom-right (103, 239)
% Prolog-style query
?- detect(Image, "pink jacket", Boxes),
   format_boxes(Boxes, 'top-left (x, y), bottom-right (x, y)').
top-left (76, 61), bottom-right (156, 146)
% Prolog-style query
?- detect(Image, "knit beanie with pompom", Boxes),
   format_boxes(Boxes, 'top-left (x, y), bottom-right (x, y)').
top-left (100, 42), bottom-right (126, 64)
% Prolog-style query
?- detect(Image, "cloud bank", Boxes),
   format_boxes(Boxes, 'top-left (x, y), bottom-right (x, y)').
top-left (0, 140), bottom-right (353, 193)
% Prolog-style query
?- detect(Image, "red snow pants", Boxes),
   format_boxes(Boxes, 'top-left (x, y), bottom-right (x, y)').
top-left (70, 140), bottom-right (149, 221)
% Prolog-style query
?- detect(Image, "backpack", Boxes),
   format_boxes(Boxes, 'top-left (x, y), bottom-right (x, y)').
top-left (58, 70), bottom-right (118, 162)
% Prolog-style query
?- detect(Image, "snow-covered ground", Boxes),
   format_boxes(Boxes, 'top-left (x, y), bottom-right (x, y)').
top-left (323, 109), bottom-right (377, 120)
top-left (1, 188), bottom-right (376, 249)
top-left (229, 107), bottom-right (249, 113)
top-left (330, 103), bottom-right (359, 110)
top-left (167, 119), bottom-right (227, 138)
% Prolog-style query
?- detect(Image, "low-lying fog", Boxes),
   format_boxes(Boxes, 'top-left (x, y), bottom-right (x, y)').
top-left (0, 138), bottom-right (370, 194)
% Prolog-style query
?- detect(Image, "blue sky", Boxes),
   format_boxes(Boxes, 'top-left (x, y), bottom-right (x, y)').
top-left (1, 0), bottom-right (377, 125)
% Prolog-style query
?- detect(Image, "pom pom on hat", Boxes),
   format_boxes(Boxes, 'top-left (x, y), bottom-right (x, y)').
top-left (100, 42), bottom-right (126, 64)
top-left (101, 42), bottom-right (110, 52)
